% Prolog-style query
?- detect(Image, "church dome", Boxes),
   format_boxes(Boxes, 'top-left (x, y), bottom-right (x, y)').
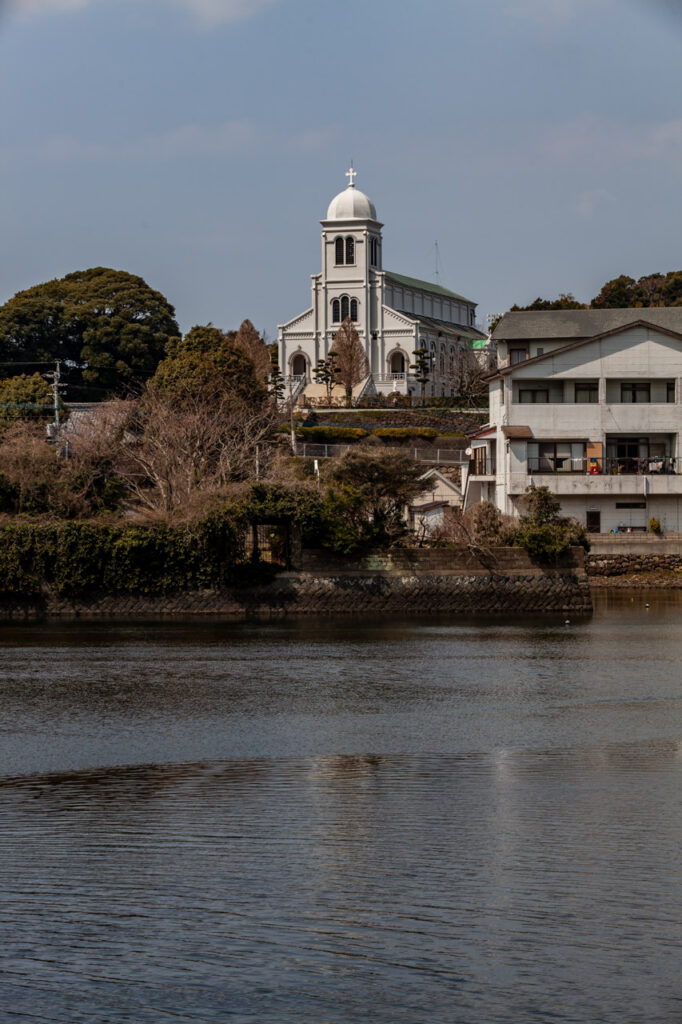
top-left (326, 169), bottom-right (377, 220)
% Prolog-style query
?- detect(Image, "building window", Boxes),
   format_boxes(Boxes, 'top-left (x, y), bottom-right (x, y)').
top-left (345, 236), bottom-right (355, 264)
top-left (621, 383), bottom-right (650, 403)
top-left (350, 298), bottom-right (358, 321)
top-left (519, 389), bottom-right (548, 403)
top-left (509, 347), bottom-right (528, 365)
top-left (527, 441), bottom-right (585, 473)
top-left (341, 295), bottom-right (349, 320)
top-left (575, 383), bottom-right (598, 403)
top-left (335, 237), bottom-right (344, 265)
top-left (332, 299), bottom-right (340, 323)
top-left (667, 381), bottom-right (675, 403)
top-left (370, 237), bottom-right (379, 266)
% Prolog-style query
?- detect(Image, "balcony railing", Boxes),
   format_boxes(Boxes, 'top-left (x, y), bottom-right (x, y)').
top-left (528, 456), bottom-right (679, 475)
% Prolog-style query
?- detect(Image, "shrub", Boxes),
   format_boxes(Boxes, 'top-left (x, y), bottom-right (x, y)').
top-left (511, 485), bottom-right (589, 562)
top-left (374, 427), bottom-right (438, 441)
top-left (473, 501), bottom-right (502, 545)
top-left (296, 425), bottom-right (369, 443)
top-left (648, 517), bottom-right (662, 535)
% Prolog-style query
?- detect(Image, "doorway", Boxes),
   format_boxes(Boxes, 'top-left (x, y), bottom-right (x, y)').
top-left (586, 510), bottom-right (601, 533)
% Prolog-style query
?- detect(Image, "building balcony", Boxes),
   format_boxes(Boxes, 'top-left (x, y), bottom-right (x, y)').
top-left (508, 470), bottom-right (682, 497)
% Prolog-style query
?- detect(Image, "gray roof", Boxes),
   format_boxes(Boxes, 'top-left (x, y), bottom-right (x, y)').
top-left (402, 312), bottom-right (487, 341)
top-left (493, 308), bottom-right (682, 341)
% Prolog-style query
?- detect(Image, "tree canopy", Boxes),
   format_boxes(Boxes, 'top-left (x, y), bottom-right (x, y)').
top-left (0, 268), bottom-right (180, 397)
top-left (0, 374), bottom-right (54, 423)
top-left (152, 323), bottom-right (267, 405)
top-left (501, 271), bottom-right (682, 324)
top-left (323, 451), bottom-right (429, 551)
top-left (233, 319), bottom-right (271, 383)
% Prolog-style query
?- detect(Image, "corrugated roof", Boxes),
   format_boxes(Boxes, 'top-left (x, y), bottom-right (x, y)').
top-left (493, 308), bottom-right (682, 341)
top-left (385, 270), bottom-right (475, 305)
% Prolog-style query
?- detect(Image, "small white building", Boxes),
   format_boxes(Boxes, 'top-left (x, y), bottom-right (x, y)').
top-left (278, 168), bottom-right (486, 402)
top-left (407, 469), bottom-right (462, 535)
top-left (463, 308), bottom-right (682, 533)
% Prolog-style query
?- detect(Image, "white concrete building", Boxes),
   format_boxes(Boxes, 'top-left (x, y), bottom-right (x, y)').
top-left (278, 168), bottom-right (485, 401)
top-left (463, 309), bottom-right (682, 533)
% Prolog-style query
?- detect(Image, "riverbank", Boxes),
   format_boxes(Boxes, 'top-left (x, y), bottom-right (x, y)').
top-left (0, 548), bottom-right (591, 619)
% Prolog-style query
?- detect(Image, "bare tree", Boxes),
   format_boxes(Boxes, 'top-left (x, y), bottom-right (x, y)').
top-left (233, 319), bottom-right (272, 383)
top-left (330, 317), bottom-right (369, 405)
top-left (117, 383), bottom-right (279, 517)
top-left (445, 340), bottom-right (489, 407)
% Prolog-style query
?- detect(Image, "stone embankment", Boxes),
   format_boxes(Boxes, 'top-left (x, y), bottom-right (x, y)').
top-left (586, 534), bottom-right (682, 588)
top-left (0, 547), bottom-right (591, 619)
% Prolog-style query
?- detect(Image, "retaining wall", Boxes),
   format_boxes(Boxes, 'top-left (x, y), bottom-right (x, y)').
top-left (0, 548), bottom-right (591, 619)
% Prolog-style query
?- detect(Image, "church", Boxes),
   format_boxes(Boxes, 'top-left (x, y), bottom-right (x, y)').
top-left (277, 169), bottom-right (487, 401)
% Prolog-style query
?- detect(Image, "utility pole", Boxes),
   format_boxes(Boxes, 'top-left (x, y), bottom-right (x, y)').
top-left (288, 375), bottom-right (297, 455)
top-left (43, 359), bottom-right (65, 435)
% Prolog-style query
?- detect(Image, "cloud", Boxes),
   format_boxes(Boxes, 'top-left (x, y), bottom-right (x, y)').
top-left (575, 188), bottom-right (615, 220)
top-left (540, 113), bottom-right (682, 166)
top-left (5, 0), bottom-right (91, 12)
top-left (5, 0), bottom-right (280, 24)
top-left (2, 120), bottom-right (332, 167)
top-left (1, 119), bottom-right (257, 166)
top-left (504, 0), bottom-right (613, 25)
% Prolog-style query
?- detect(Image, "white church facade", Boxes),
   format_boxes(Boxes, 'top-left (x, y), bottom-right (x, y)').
top-left (277, 169), bottom-right (487, 401)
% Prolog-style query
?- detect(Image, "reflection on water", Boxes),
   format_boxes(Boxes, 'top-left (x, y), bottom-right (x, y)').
top-left (0, 592), bottom-right (681, 1022)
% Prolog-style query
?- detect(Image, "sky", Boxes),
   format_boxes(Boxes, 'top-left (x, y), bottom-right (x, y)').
top-left (1, 0), bottom-right (681, 338)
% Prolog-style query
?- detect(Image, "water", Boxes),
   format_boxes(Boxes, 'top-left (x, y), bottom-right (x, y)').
top-left (0, 593), bottom-right (681, 1023)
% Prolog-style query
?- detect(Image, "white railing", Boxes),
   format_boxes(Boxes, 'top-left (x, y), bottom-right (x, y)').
top-left (295, 442), bottom-right (467, 464)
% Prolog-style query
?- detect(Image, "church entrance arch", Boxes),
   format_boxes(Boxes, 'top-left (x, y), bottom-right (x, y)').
top-left (291, 353), bottom-right (307, 378)
top-left (389, 350), bottom-right (406, 375)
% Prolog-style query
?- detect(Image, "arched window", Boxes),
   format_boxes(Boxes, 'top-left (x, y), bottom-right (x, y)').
top-left (341, 295), bottom-right (349, 320)
top-left (291, 354), bottom-right (307, 377)
top-left (335, 237), bottom-right (344, 265)
top-left (332, 299), bottom-right (340, 323)
top-left (350, 298), bottom-right (358, 321)
top-left (439, 345), bottom-right (446, 374)
top-left (345, 236), bottom-right (355, 264)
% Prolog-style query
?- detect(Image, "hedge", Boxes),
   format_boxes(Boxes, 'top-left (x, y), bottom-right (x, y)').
top-left (0, 515), bottom-right (245, 598)
top-left (296, 425), bottom-right (369, 443)
top-left (374, 427), bottom-right (438, 441)
top-left (0, 487), bottom-right (329, 598)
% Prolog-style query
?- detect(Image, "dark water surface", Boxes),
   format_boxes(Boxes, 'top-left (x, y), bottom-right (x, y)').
top-left (0, 593), bottom-right (681, 1023)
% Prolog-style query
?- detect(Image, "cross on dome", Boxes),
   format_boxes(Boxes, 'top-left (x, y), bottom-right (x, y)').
top-left (345, 164), bottom-right (357, 188)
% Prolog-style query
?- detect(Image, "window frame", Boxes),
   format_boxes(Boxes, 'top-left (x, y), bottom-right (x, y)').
top-left (519, 388), bottom-right (549, 404)
top-left (621, 382), bottom-right (651, 403)
top-left (575, 382), bottom-right (598, 404)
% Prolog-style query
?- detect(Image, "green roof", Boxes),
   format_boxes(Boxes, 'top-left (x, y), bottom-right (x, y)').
top-left (470, 338), bottom-right (489, 349)
top-left (385, 270), bottom-right (475, 305)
